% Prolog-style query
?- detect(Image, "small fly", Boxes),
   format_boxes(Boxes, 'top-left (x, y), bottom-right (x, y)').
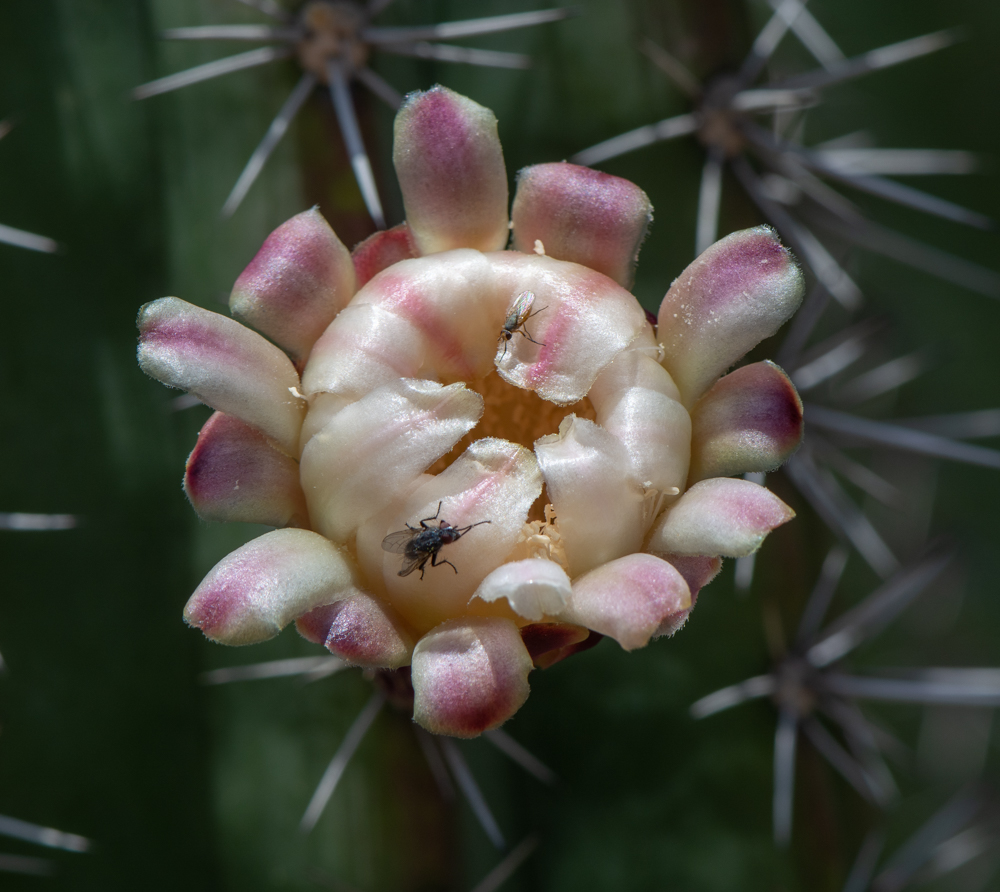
top-left (381, 502), bottom-right (491, 580)
top-left (497, 290), bottom-right (546, 360)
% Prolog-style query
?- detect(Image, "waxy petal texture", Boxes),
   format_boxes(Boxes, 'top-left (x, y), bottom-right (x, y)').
top-left (689, 360), bottom-right (803, 481)
top-left (560, 554), bottom-right (691, 651)
top-left (185, 529), bottom-right (360, 645)
top-left (535, 416), bottom-right (646, 577)
top-left (647, 477), bottom-right (795, 557)
top-left (300, 378), bottom-right (484, 542)
top-left (411, 617), bottom-right (532, 737)
top-left (394, 86), bottom-right (509, 255)
top-left (296, 595), bottom-right (413, 668)
top-left (137, 297), bottom-right (305, 454)
top-left (358, 438), bottom-right (544, 634)
top-left (185, 411), bottom-right (308, 528)
top-left (511, 162), bottom-right (653, 289)
top-left (491, 252), bottom-right (649, 405)
top-left (473, 558), bottom-right (573, 622)
top-left (229, 208), bottom-right (355, 363)
top-left (588, 340), bottom-right (691, 492)
top-left (657, 227), bottom-right (804, 405)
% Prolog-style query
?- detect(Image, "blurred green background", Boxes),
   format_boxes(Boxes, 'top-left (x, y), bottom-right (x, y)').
top-left (1, 0), bottom-right (999, 889)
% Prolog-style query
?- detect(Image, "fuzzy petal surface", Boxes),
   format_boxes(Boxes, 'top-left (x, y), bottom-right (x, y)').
top-left (185, 411), bottom-right (308, 528)
top-left (296, 595), bottom-right (413, 668)
top-left (472, 558), bottom-right (573, 622)
top-left (300, 378), bottom-right (484, 543)
top-left (511, 162), bottom-right (652, 289)
top-left (588, 340), bottom-right (691, 493)
top-left (647, 477), bottom-right (795, 557)
top-left (560, 554), bottom-right (691, 651)
top-left (351, 222), bottom-right (418, 288)
top-left (534, 416), bottom-right (646, 577)
top-left (394, 86), bottom-right (508, 255)
top-left (185, 529), bottom-right (360, 645)
top-left (646, 554), bottom-right (722, 638)
top-left (137, 297), bottom-right (305, 454)
top-left (357, 438), bottom-right (543, 634)
top-left (657, 226), bottom-right (804, 405)
top-left (689, 360), bottom-right (803, 482)
top-left (411, 617), bottom-right (532, 737)
top-left (229, 208), bottom-right (356, 363)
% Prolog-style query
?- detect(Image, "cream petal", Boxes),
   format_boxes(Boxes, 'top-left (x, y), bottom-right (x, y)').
top-left (299, 378), bottom-right (484, 543)
top-left (357, 438), bottom-right (543, 635)
top-left (657, 226), bottom-right (805, 405)
top-left (351, 222), bottom-right (418, 288)
top-left (184, 411), bottom-right (308, 528)
top-left (534, 415), bottom-right (646, 577)
top-left (393, 86), bottom-right (509, 255)
top-left (137, 297), bottom-right (305, 454)
top-left (490, 251), bottom-right (650, 405)
top-left (647, 477), bottom-right (795, 557)
top-left (411, 617), bottom-right (532, 737)
top-left (587, 342), bottom-right (692, 493)
top-left (559, 554), bottom-right (691, 651)
top-left (472, 558), bottom-right (573, 622)
top-left (229, 208), bottom-right (356, 364)
top-left (518, 623), bottom-right (595, 669)
top-left (302, 250), bottom-right (499, 398)
top-left (296, 594), bottom-right (413, 668)
top-left (184, 529), bottom-right (361, 645)
top-left (689, 360), bottom-right (803, 482)
top-left (511, 162), bottom-right (653, 289)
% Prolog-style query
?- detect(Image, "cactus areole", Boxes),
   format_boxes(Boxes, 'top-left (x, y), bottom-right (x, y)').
top-left (137, 86), bottom-right (804, 738)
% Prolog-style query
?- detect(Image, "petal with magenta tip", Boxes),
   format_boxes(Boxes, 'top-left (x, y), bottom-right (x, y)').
top-left (296, 595), bottom-right (413, 668)
top-left (184, 529), bottom-right (361, 645)
top-left (411, 617), bottom-right (532, 738)
top-left (137, 297), bottom-right (305, 454)
top-left (647, 477), bottom-right (795, 557)
top-left (394, 86), bottom-right (509, 255)
top-left (229, 208), bottom-right (356, 363)
top-left (511, 162), bottom-right (653, 289)
top-left (351, 222), bottom-right (418, 288)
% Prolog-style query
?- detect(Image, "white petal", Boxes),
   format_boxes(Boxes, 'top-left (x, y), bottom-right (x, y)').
top-left (472, 558), bottom-right (572, 621)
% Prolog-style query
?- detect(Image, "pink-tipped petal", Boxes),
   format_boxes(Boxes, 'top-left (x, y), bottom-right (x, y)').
top-left (647, 554), bottom-right (722, 638)
top-left (184, 529), bottom-right (361, 645)
top-left (472, 558), bottom-right (573, 622)
top-left (519, 623), bottom-right (594, 669)
top-left (491, 252), bottom-right (650, 405)
top-left (534, 416), bottom-right (646, 577)
top-left (511, 162), bottom-right (653, 289)
top-left (647, 477), bottom-right (795, 558)
top-left (184, 411), bottom-right (308, 528)
top-left (657, 226), bottom-right (805, 405)
top-left (394, 86), bottom-right (508, 255)
top-left (588, 342), bottom-right (691, 493)
top-left (357, 438), bottom-right (543, 634)
top-left (689, 360), bottom-right (803, 482)
top-left (560, 554), bottom-right (691, 651)
top-left (229, 208), bottom-right (356, 363)
top-left (411, 617), bottom-right (532, 737)
top-left (351, 222), bottom-right (418, 288)
top-left (296, 595), bottom-right (413, 668)
top-left (299, 378), bottom-right (484, 543)
top-left (137, 297), bottom-right (305, 454)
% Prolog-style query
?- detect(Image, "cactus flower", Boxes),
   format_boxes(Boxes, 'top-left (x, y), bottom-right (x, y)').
top-left (138, 86), bottom-right (805, 738)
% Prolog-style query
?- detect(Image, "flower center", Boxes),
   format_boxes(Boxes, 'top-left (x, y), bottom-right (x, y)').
top-left (296, 0), bottom-right (369, 80)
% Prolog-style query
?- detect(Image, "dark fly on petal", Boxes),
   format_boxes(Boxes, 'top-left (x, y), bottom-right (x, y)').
top-left (381, 502), bottom-right (491, 579)
top-left (497, 290), bottom-right (546, 360)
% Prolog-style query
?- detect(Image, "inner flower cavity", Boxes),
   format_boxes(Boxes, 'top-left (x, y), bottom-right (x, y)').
top-left (137, 85), bottom-right (806, 738)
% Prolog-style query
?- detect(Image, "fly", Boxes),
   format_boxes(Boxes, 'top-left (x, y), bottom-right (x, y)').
top-left (497, 290), bottom-right (546, 360)
top-left (381, 502), bottom-right (491, 580)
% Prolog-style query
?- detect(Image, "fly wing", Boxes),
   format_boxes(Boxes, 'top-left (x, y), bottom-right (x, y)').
top-left (396, 553), bottom-right (424, 577)
top-left (508, 290), bottom-right (535, 324)
top-left (381, 530), bottom-right (414, 554)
